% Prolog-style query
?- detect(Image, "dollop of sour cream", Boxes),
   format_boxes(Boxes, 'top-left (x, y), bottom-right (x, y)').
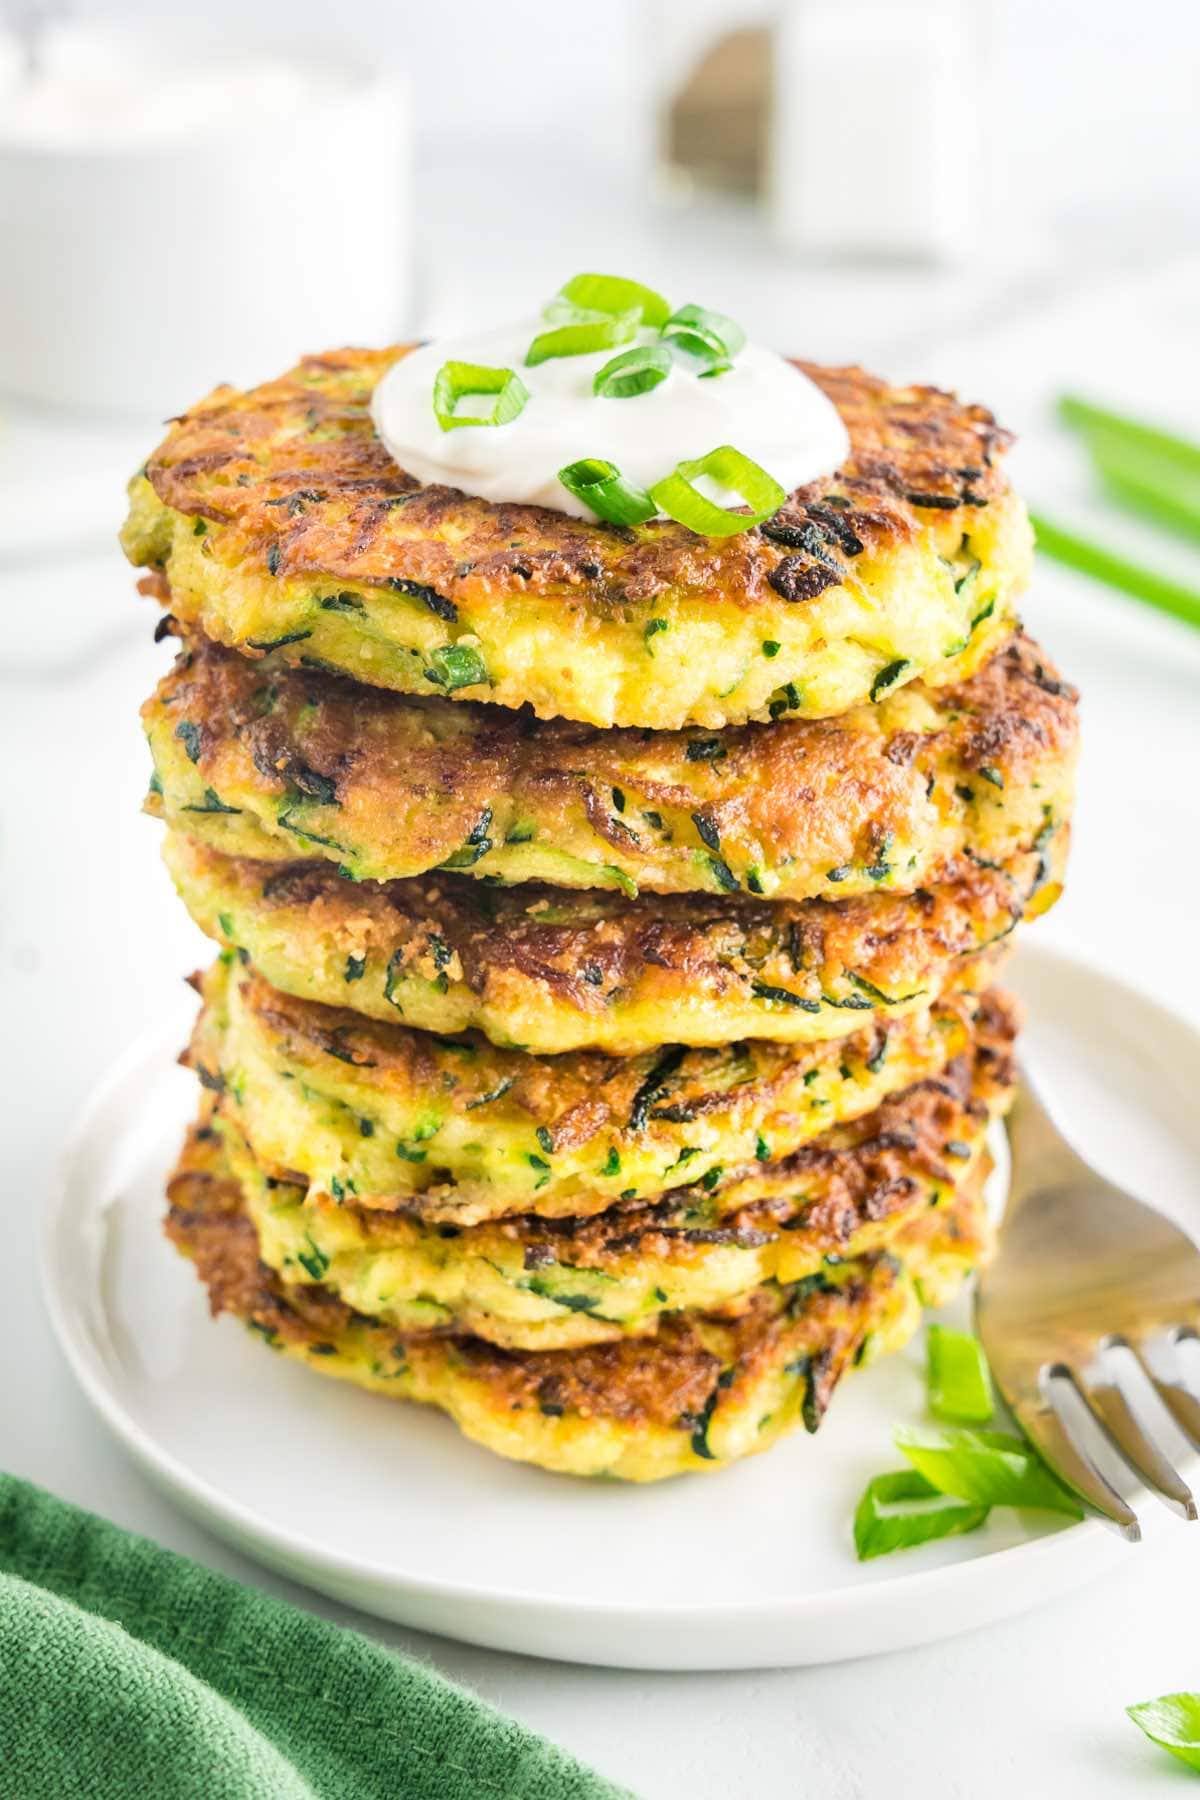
top-left (370, 318), bottom-right (850, 521)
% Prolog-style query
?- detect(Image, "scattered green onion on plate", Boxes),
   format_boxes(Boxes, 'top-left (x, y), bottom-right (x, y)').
top-left (926, 1325), bottom-right (995, 1424)
top-left (649, 444), bottom-right (785, 537)
top-left (558, 458), bottom-right (657, 526)
top-left (1127, 1693), bottom-right (1200, 1773)
top-left (895, 1424), bottom-right (1084, 1517)
top-left (593, 343), bottom-right (673, 399)
top-left (431, 361), bottom-right (529, 432)
top-left (853, 1469), bottom-right (989, 1562)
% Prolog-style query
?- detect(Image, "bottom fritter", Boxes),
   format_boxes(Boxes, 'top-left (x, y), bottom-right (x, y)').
top-left (165, 1125), bottom-right (994, 1482)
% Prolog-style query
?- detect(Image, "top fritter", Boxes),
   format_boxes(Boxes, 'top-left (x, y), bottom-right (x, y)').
top-left (122, 346), bottom-right (1031, 731)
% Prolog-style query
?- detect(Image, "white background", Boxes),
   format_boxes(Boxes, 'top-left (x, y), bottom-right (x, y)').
top-left (3, 4), bottom-right (1200, 1795)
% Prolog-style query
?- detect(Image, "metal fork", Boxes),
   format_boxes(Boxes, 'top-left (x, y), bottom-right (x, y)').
top-left (976, 1069), bottom-right (1200, 1539)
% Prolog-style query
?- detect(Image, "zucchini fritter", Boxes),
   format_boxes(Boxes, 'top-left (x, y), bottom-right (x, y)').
top-left (144, 632), bottom-right (1077, 903)
top-left (165, 829), bottom-right (1062, 1055)
top-left (221, 996), bottom-right (1014, 1348)
top-left (121, 347), bottom-right (1030, 731)
top-left (188, 954), bottom-right (1001, 1225)
top-left (166, 1119), bottom-right (992, 1480)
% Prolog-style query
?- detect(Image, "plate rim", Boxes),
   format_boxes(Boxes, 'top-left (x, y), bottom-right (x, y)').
top-left (42, 943), bottom-right (1195, 1661)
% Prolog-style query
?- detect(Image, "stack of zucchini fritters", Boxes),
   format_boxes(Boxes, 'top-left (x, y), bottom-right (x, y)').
top-left (121, 348), bottom-right (1077, 1481)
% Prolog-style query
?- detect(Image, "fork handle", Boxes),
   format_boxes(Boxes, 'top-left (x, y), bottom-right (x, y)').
top-left (1006, 1062), bottom-right (1093, 1212)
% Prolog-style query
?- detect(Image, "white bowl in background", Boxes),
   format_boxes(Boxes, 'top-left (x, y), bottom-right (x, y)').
top-left (0, 24), bottom-right (411, 417)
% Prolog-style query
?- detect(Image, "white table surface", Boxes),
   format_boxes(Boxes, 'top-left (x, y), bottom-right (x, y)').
top-left (3, 242), bottom-right (1200, 1799)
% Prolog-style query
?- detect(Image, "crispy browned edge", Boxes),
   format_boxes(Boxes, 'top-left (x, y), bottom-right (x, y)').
top-left (218, 986), bottom-right (1016, 1272)
top-left (142, 348), bottom-right (1015, 616)
top-left (190, 956), bottom-right (1003, 1174)
top-left (474, 990), bottom-right (1017, 1264)
top-left (150, 629), bottom-right (1077, 887)
top-left (180, 834), bottom-right (1055, 1025)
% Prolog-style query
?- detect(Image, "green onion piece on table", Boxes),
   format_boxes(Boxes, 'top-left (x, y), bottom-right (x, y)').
top-left (1029, 512), bottom-right (1200, 632)
top-left (1056, 395), bottom-right (1200, 543)
top-left (558, 458), bottom-right (657, 526)
top-left (431, 362), bottom-right (529, 432)
top-left (853, 1469), bottom-right (989, 1561)
top-left (593, 343), bottom-right (673, 399)
top-left (649, 445), bottom-right (785, 537)
top-left (895, 1425), bottom-right (1084, 1517)
top-left (926, 1325), bottom-right (995, 1424)
top-left (660, 303), bottom-right (747, 376)
top-left (1059, 394), bottom-right (1200, 478)
top-left (1127, 1694), bottom-right (1200, 1773)
top-left (1088, 441), bottom-right (1200, 543)
top-left (526, 310), bottom-right (640, 367)
top-left (553, 272), bottom-right (672, 329)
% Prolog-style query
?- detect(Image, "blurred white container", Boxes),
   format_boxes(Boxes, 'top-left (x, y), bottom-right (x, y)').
top-left (0, 24), bottom-right (411, 417)
top-left (769, 0), bottom-right (980, 263)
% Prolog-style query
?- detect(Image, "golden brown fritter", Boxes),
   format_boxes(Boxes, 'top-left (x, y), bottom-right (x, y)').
top-left (165, 827), bottom-right (1061, 1054)
top-left (187, 953), bottom-right (1002, 1224)
top-left (221, 992), bottom-right (1015, 1349)
top-left (166, 1117), bottom-right (992, 1479)
top-left (121, 347), bottom-right (1032, 729)
top-left (144, 630), bottom-right (1078, 903)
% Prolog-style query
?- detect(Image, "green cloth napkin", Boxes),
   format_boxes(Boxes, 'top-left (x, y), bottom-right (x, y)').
top-left (0, 1473), bottom-right (632, 1800)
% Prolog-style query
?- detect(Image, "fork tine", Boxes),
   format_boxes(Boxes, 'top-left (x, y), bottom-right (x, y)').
top-left (1136, 1348), bottom-right (1200, 1453)
top-left (1152, 1382), bottom-right (1200, 1451)
top-left (1076, 1369), bottom-right (1197, 1520)
top-left (1010, 1394), bottom-right (1141, 1539)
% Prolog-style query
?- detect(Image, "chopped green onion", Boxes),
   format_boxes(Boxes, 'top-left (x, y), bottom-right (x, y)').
top-left (526, 310), bottom-right (639, 367)
top-left (854, 1469), bottom-right (989, 1561)
top-left (427, 643), bottom-right (489, 691)
top-left (593, 343), bottom-right (673, 399)
top-left (554, 272), bottom-right (671, 329)
top-left (1127, 1694), bottom-right (1200, 1773)
top-left (1054, 392), bottom-right (1200, 558)
top-left (649, 445), bottom-right (785, 538)
top-left (558, 458), bottom-right (656, 527)
top-left (432, 361), bottom-right (529, 432)
top-left (1056, 394), bottom-right (1200, 541)
top-left (540, 298), bottom-right (606, 326)
top-left (660, 302), bottom-right (747, 376)
top-left (1029, 511), bottom-right (1200, 633)
top-left (1089, 441), bottom-right (1200, 544)
top-left (1059, 394), bottom-right (1200, 478)
top-left (926, 1326), bottom-right (994, 1423)
top-left (895, 1425), bottom-right (1084, 1517)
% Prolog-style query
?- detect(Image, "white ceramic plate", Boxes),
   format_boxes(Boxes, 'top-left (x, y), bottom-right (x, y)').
top-left (41, 946), bottom-right (1200, 1670)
